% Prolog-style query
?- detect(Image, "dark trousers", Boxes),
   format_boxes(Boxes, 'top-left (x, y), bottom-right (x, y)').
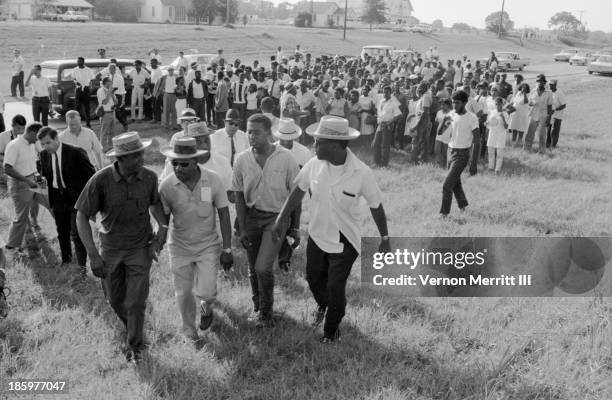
top-left (434, 140), bottom-right (448, 168)
top-left (469, 125), bottom-right (482, 175)
top-left (51, 190), bottom-right (87, 266)
top-left (440, 148), bottom-right (470, 215)
top-left (32, 96), bottom-right (50, 126)
top-left (101, 246), bottom-right (151, 353)
top-left (546, 118), bottom-right (562, 148)
top-left (0, 113), bottom-right (5, 134)
top-left (245, 208), bottom-right (286, 316)
top-left (115, 94), bottom-right (129, 131)
top-left (373, 122), bottom-right (394, 167)
top-left (306, 234), bottom-right (358, 337)
top-left (206, 94), bottom-right (216, 124)
top-left (143, 94), bottom-right (153, 120)
top-left (232, 103), bottom-right (247, 130)
top-left (215, 110), bottom-right (227, 125)
top-left (409, 121), bottom-right (431, 164)
top-left (153, 94), bottom-right (163, 122)
top-left (11, 71), bottom-right (24, 97)
top-left (190, 98), bottom-right (206, 121)
top-left (75, 86), bottom-right (91, 127)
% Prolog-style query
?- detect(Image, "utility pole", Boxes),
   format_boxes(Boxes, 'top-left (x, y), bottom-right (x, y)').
top-left (226, 0), bottom-right (230, 24)
top-left (498, 0), bottom-right (506, 37)
top-left (343, 0), bottom-right (348, 40)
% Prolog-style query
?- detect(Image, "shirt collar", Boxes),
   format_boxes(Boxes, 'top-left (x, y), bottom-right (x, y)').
top-left (56, 141), bottom-right (63, 156)
top-left (170, 165), bottom-right (209, 187)
top-left (112, 161), bottom-right (143, 182)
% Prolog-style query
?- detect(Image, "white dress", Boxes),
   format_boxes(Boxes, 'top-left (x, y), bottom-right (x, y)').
top-left (358, 95), bottom-right (375, 136)
top-left (486, 111), bottom-right (509, 148)
top-left (509, 93), bottom-right (530, 132)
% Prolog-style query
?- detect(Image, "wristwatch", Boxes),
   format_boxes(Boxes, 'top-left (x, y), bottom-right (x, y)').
top-left (381, 235), bottom-right (389, 241)
top-left (222, 248), bottom-right (232, 254)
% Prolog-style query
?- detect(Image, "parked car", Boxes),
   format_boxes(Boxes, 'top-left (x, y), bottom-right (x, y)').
top-left (40, 58), bottom-right (135, 117)
top-left (360, 45), bottom-right (394, 61)
top-left (553, 48), bottom-right (579, 62)
top-left (57, 11), bottom-right (89, 22)
top-left (587, 55), bottom-right (612, 75)
top-left (570, 52), bottom-right (597, 66)
top-left (593, 49), bottom-right (612, 59)
top-left (160, 53), bottom-right (217, 74)
top-left (391, 49), bottom-right (415, 60)
top-left (409, 23), bottom-right (432, 33)
top-left (38, 11), bottom-right (59, 20)
top-left (494, 52), bottom-right (530, 71)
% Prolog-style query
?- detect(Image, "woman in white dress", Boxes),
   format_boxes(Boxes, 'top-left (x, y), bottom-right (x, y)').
top-left (358, 86), bottom-right (376, 136)
top-left (508, 83), bottom-right (530, 146)
top-left (486, 97), bottom-right (510, 173)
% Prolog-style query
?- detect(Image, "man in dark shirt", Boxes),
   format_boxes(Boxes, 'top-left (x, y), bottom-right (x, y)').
top-left (75, 132), bottom-right (168, 363)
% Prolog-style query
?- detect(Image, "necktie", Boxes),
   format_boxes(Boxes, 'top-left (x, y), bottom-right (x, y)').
top-left (54, 153), bottom-right (64, 190)
top-left (230, 135), bottom-right (236, 167)
top-left (238, 83), bottom-right (243, 102)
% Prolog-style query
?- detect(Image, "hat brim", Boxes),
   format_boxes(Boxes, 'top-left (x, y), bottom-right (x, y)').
top-left (106, 139), bottom-right (152, 157)
top-left (178, 116), bottom-right (200, 121)
top-left (305, 122), bottom-right (360, 141)
top-left (160, 147), bottom-right (209, 159)
top-left (272, 127), bottom-right (303, 141)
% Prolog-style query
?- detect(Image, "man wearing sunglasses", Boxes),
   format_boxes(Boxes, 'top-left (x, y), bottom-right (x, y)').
top-left (210, 109), bottom-right (249, 168)
top-left (159, 137), bottom-right (233, 342)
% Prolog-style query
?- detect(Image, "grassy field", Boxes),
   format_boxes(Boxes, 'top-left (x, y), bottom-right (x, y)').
top-left (1, 22), bottom-right (612, 400)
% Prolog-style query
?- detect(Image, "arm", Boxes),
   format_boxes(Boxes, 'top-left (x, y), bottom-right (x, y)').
top-left (4, 164), bottom-right (37, 187)
top-left (76, 210), bottom-right (106, 278)
top-left (148, 201), bottom-right (169, 261)
top-left (234, 191), bottom-right (249, 248)
top-left (370, 204), bottom-right (390, 252)
top-left (217, 207), bottom-right (232, 249)
top-left (272, 186), bottom-right (306, 242)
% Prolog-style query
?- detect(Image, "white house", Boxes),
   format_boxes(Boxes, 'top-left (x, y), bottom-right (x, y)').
top-left (137, 0), bottom-right (194, 24)
top-left (291, 1), bottom-right (357, 28)
top-left (1, 0), bottom-right (93, 20)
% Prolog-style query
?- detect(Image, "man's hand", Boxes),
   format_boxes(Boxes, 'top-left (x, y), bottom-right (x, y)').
top-left (90, 253), bottom-right (107, 279)
top-left (271, 221), bottom-right (285, 243)
top-left (379, 238), bottom-right (391, 253)
top-left (287, 228), bottom-right (301, 249)
top-left (27, 179), bottom-right (38, 189)
top-left (239, 231), bottom-right (251, 249)
top-left (220, 251), bottom-right (233, 272)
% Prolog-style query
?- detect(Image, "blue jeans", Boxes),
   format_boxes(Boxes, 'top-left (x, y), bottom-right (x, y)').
top-left (440, 148), bottom-right (470, 215)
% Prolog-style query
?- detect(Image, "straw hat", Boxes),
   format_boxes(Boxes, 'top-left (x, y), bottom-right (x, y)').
top-left (160, 137), bottom-right (208, 159)
top-left (106, 132), bottom-right (152, 157)
top-left (186, 122), bottom-right (211, 137)
top-left (273, 118), bottom-right (302, 141)
top-left (178, 108), bottom-right (199, 121)
top-left (305, 116), bottom-right (360, 141)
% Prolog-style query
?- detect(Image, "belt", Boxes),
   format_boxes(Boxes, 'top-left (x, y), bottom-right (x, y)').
top-left (105, 110), bottom-right (114, 114)
top-left (32, 96), bottom-right (49, 100)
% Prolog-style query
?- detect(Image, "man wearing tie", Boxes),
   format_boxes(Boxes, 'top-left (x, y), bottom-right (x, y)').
top-left (231, 73), bottom-right (248, 129)
top-left (37, 127), bottom-right (95, 272)
top-left (265, 71), bottom-right (282, 117)
top-left (210, 109), bottom-right (249, 168)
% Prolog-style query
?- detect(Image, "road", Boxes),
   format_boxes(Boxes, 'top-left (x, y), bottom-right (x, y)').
top-left (1, 62), bottom-right (608, 130)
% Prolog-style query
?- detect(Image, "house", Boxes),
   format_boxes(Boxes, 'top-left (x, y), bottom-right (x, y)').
top-left (291, 1), bottom-right (356, 28)
top-left (2, 0), bottom-right (93, 20)
top-left (136, 0), bottom-right (195, 24)
top-left (385, 0), bottom-right (413, 24)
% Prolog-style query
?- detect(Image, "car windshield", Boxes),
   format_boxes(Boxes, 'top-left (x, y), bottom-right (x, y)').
top-left (41, 66), bottom-right (58, 82)
top-left (597, 55), bottom-right (612, 63)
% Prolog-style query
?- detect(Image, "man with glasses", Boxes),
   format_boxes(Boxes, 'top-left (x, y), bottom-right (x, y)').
top-left (210, 109), bottom-right (249, 168)
top-left (159, 137), bottom-right (233, 342)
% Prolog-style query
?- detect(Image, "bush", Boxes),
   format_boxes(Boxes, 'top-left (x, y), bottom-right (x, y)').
top-left (558, 36), bottom-right (575, 47)
top-left (294, 12), bottom-right (312, 27)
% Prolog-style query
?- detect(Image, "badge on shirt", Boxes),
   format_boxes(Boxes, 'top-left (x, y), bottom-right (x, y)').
top-left (200, 187), bottom-right (212, 202)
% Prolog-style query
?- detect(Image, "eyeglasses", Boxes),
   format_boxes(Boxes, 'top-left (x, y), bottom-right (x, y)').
top-left (171, 160), bottom-right (190, 167)
top-left (226, 121), bottom-right (240, 126)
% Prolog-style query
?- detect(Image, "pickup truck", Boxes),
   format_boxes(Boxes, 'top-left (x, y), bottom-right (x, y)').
top-left (494, 52), bottom-right (530, 71)
top-left (57, 11), bottom-right (89, 22)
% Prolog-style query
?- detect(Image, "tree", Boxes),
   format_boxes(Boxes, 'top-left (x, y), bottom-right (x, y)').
top-left (452, 22), bottom-right (471, 32)
top-left (432, 19), bottom-right (443, 31)
top-left (361, 0), bottom-right (385, 31)
top-left (218, 0), bottom-right (238, 23)
top-left (485, 11), bottom-right (513, 35)
top-left (294, 12), bottom-right (312, 27)
top-left (548, 11), bottom-right (586, 37)
top-left (192, 0), bottom-right (218, 24)
top-left (92, 0), bottom-right (139, 22)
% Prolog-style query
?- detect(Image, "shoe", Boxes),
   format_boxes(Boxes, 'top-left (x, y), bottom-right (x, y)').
top-left (459, 206), bottom-right (467, 213)
top-left (279, 261), bottom-right (290, 272)
top-left (199, 304), bottom-right (213, 331)
top-left (247, 308), bottom-right (260, 322)
top-left (125, 349), bottom-right (142, 364)
top-left (79, 266), bottom-right (87, 279)
top-left (254, 312), bottom-right (274, 328)
top-left (320, 329), bottom-right (340, 344)
top-left (312, 306), bottom-right (326, 327)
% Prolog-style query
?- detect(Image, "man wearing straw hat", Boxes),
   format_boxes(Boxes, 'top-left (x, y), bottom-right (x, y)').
top-left (75, 132), bottom-right (168, 363)
top-left (232, 114), bottom-right (300, 327)
top-left (159, 137), bottom-right (233, 341)
top-left (272, 116), bottom-right (391, 343)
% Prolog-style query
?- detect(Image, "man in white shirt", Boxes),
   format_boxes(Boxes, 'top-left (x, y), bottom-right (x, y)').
top-left (102, 63), bottom-right (128, 131)
top-left (296, 80), bottom-right (316, 131)
top-left (525, 74), bottom-right (553, 153)
top-left (0, 115), bottom-right (26, 187)
top-left (265, 71), bottom-right (282, 114)
top-left (71, 57), bottom-right (95, 128)
top-left (439, 90), bottom-right (479, 217)
top-left (231, 73), bottom-right (249, 129)
top-left (129, 60), bottom-right (150, 121)
top-left (149, 48), bottom-right (163, 64)
top-left (57, 111), bottom-right (102, 171)
top-left (96, 77), bottom-right (118, 152)
top-left (4, 123), bottom-right (50, 250)
top-left (272, 116), bottom-right (390, 343)
top-left (177, 51), bottom-right (189, 71)
top-left (25, 65), bottom-right (52, 126)
top-left (547, 80), bottom-right (566, 149)
top-left (210, 109), bottom-right (249, 167)
top-left (373, 85), bottom-right (402, 167)
top-left (11, 49), bottom-right (25, 98)
top-left (148, 58), bottom-right (164, 123)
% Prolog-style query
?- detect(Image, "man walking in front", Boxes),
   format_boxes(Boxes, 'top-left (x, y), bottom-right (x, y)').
top-left (75, 132), bottom-right (168, 363)
top-left (232, 114), bottom-right (300, 327)
top-left (159, 137), bottom-right (233, 341)
top-left (37, 127), bottom-right (95, 273)
top-left (272, 116), bottom-right (390, 343)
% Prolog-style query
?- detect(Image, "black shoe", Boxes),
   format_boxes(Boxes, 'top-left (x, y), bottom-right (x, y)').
top-left (125, 349), bottom-right (142, 364)
top-left (254, 312), bottom-right (274, 328)
top-left (199, 304), bottom-right (213, 331)
top-left (312, 306), bottom-right (326, 327)
top-left (320, 329), bottom-right (340, 344)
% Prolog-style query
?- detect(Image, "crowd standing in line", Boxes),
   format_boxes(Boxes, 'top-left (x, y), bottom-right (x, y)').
top-left (1, 45), bottom-right (568, 361)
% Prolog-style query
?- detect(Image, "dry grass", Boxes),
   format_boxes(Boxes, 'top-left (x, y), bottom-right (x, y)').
top-left (1, 22), bottom-right (612, 400)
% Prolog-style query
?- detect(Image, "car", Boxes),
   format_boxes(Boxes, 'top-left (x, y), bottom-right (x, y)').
top-left (493, 52), bottom-right (530, 71)
top-left (569, 52), bottom-right (597, 66)
top-left (593, 49), bottom-right (612, 59)
top-left (160, 53), bottom-right (217, 74)
top-left (38, 11), bottom-right (59, 20)
top-left (587, 55), bottom-right (612, 75)
top-left (553, 48), bottom-right (579, 62)
top-left (40, 58), bottom-right (135, 117)
top-left (409, 23), bottom-right (432, 33)
top-left (360, 45), bottom-right (394, 61)
top-left (391, 49), bottom-right (415, 60)
top-left (57, 10), bottom-right (89, 22)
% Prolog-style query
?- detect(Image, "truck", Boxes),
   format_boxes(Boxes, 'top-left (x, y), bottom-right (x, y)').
top-left (57, 11), bottom-right (89, 22)
top-left (493, 52), bottom-right (530, 71)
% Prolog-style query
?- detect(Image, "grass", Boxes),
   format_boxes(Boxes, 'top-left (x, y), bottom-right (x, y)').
top-left (1, 22), bottom-right (612, 400)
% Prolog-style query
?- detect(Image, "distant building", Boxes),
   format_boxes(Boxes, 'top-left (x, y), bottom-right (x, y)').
top-left (291, 1), bottom-right (357, 28)
top-left (137, 0), bottom-right (194, 23)
top-left (2, 0), bottom-right (93, 20)
top-left (344, 0), bottom-right (413, 24)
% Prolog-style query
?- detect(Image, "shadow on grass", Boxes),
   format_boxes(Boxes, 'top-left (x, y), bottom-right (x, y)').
top-left (502, 155), bottom-right (601, 182)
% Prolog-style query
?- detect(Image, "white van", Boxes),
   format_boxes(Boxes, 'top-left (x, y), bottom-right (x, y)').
top-left (360, 45), bottom-right (394, 61)
top-left (410, 23), bottom-right (432, 33)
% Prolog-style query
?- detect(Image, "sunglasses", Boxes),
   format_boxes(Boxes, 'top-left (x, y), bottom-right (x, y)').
top-left (171, 160), bottom-right (191, 167)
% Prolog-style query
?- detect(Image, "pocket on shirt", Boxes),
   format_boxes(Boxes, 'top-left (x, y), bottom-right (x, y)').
top-left (268, 170), bottom-right (286, 190)
top-left (196, 203), bottom-right (212, 218)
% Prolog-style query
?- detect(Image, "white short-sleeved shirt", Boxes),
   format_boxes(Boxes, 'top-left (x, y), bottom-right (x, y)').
top-left (435, 110), bottom-right (452, 144)
top-left (3, 135), bottom-right (37, 176)
top-left (0, 130), bottom-right (17, 157)
top-left (129, 69), bottom-right (150, 89)
top-left (277, 141), bottom-right (312, 168)
top-left (295, 149), bottom-right (382, 254)
top-left (447, 111), bottom-right (479, 150)
top-left (72, 66), bottom-right (95, 87)
top-left (552, 89), bottom-right (566, 120)
top-left (58, 127), bottom-right (103, 169)
top-left (159, 166), bottom-right (229, 264)
top-left (161, 152), bottom-right (232, 191)
top-left (29, 76), bottom-right (52, 97)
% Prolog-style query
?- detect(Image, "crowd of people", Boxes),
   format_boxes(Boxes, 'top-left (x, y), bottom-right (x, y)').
top-left (0, 43), bottom-right (568, 362)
